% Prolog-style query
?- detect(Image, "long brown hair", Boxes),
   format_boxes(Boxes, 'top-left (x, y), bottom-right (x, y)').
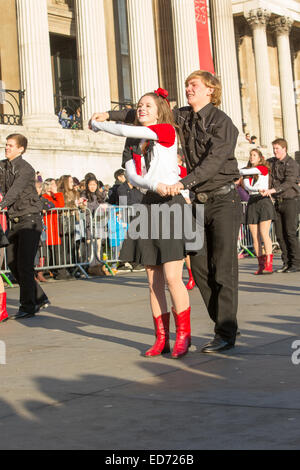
top-left (246, 148), bottom-right (269, 184)
top-left (134, 92), bottom-right (177, 127)
top-left (134, 92), bottom-right (178, 155)
top-left (57, 175), bottom-right (78, 208)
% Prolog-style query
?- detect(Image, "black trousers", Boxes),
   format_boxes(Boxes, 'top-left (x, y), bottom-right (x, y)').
top-left (274, 198), bottom-right (300, 268)
top-left (6, 213), bottom-right (48, 314)
top-left (191, 189), bottom-right (242, 344)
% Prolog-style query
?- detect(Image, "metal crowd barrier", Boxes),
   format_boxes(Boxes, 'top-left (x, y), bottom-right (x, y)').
top-left (92, 204), bottom-right (135, 264)
top-left (0, 205), bottom-right (136, 283)
top-left (0, 207), bottom-right (94, 280)
top-left (0, 202), bottom-right (299, 284)
top-left (39, 207), bottom-right (94, 277)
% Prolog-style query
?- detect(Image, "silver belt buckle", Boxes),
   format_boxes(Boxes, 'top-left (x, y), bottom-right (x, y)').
top-left (197, 193), bottom-right (208, 203)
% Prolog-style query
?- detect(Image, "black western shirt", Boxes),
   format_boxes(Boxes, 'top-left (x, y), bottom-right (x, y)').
top-left (267, 155), bottom-right (300, 200)
top-left (0, 155), bottom-right (42, 218)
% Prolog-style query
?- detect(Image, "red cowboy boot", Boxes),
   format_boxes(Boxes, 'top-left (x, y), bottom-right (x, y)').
top-left (263, 254), bottom-right (273, 274)
top-left (171, 306), bottom-right (191, 359)
top-left (186, 268), bottom-right (195, 290)
top-left (0, 292), bottom-right (8, 324)
top-left (145, 313), bottom-right (170, 357)
top-left (255, 255), bottom-right (265, 275)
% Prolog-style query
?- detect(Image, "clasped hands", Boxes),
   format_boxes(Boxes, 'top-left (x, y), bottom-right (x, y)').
top-left (88, 112), bottom-right (109, 130)
top-left (259, 188), bottom-right (276, 197)
top-left (156, 182), bottom-right (184, 197)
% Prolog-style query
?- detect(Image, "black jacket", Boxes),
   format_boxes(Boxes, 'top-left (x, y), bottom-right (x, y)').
top-left (108, 103), bottom-right (240, 194)
top-left (267, 155), bottom-right (300, 200)
top-left (117, 182), bottom-right (144, 205)
top-left (108, 181), bottom-right (122, 205)
top-left (0, 156), bottom-right (42, 217)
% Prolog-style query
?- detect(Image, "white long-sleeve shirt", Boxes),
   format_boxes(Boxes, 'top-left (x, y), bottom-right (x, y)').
top-left (240, 165), bottom-right (269, 195)
top-left (91, 120), bottom-right (179, 191)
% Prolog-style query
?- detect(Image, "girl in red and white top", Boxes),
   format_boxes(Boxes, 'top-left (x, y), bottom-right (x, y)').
top-left (240, 148), bottom-right (275, 274)
top-left (90, 89), bottom-right (191, 359)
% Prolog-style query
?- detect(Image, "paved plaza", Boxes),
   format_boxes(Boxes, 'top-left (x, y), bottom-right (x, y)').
top-left (0, 255), bottom-right (299, 450)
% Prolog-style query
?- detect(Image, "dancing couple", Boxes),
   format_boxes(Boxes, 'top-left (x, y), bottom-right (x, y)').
top-left (90, 70), bottom-right (241, 357)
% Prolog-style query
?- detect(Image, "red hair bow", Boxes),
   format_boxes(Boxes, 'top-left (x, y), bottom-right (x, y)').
top-left (154, 88), bottom-right (170, 105)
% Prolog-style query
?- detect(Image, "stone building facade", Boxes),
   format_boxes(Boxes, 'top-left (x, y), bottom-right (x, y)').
top-left (0, 0), bottom-right (299, 183)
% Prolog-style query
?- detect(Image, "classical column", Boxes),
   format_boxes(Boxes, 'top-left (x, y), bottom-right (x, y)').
top-left (75, 0), bottom-right (111, 127)
top-left (245, 9), bottom-right (275, 147)
top-left (153, 0), bottom-right (177, 102)
top-left (127, 0), bottom-right (159, 104)
top-left (16, 0), bottom-right (59, 128)
top-left (271, 17), bottom-right (299, 155)
top-left (210, 0), bottom-right (243, 132)
top-left (171, 0), bottom-right (199, 107)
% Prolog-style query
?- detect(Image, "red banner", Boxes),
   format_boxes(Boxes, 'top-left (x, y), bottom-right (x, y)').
top-left (194, 0), bottom-right (214, 73)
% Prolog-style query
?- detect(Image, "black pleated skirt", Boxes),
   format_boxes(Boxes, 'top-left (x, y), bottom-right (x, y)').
top-left (120, 191), bottom-right (200, 266)
top-left (246, 195), bottom-right (276, 224)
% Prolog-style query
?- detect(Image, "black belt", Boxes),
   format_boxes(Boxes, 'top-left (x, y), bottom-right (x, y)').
top-left (9, 213), bottom-right (40, 224)
top-left (275, 197), bottom-right (296, 204)
top-left (196, 183), bottom-right (235, 203)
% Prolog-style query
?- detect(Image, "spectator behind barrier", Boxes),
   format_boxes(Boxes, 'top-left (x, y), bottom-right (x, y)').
top-left (41, 179), bottom-right (70, 280)
top-left (98, 180), bottom-right (108, 202)
top-left (57, 175), bottom-right (85, 274)
top-left (81, 177), bottom-right (107, 270)
top-left (108, 169), bottom-right (126, 205)
top-left (117, 178), bottom-right (143, 206)
top-left (35, 181), bottom-right (55, 282)
top-left (42, 179), bottom-right (65, 247)
top-left (107, 207), bottom-right (128, 265)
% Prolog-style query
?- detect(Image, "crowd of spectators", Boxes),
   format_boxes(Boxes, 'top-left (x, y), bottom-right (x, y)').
top-left (30, 168), bottom-right (146, 282)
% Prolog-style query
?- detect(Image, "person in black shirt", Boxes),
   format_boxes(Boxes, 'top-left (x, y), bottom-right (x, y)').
top-left (108, 169), bottom-right (126, 205)
top-left (261, 138), bottom-right (300, 273)
top-left (90, 70), bottom-right (242, 353)
top-left (0, 134), bottom-right (50, 319)
top-left (166, 71), bottom-right (242, 352)
top-left (117, 179), bottom-right (143, 206)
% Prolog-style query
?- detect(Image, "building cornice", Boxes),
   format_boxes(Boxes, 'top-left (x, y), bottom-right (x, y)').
top-left (47, 4), bottom-right (76, 36)
top-left (232, 0), bottom-right (300, 24)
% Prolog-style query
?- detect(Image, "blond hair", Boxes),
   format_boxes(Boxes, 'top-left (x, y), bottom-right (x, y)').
top-left (185, 70), bottom-right (222, 107)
